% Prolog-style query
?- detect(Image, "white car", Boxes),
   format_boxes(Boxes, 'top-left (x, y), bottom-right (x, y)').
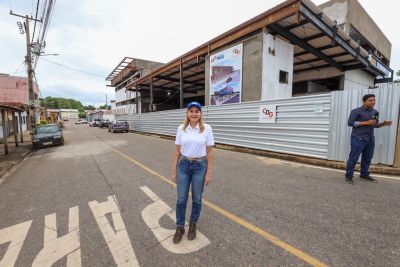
top-left (89, 119), bottom-right (101, 127)
top-left (75, 119), bottom-right (88, 125)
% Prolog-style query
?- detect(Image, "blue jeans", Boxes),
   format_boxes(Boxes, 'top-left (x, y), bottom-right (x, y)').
top-left (176, 157), bottom-right (207, 227)
top-left (345, 136), bottom-right (375, 177)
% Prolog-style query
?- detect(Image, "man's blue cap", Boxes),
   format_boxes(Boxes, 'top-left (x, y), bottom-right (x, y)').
top-left (187, 101), bottom-right (202, 110)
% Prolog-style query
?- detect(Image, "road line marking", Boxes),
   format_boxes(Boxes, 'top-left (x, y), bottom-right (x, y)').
top-left (140, 186), bottom-right (210, 254)
top-left (256, 156), bottom-right (400, 180)
top-left (88, 195), bottom-right (140, 267)
top-left (112, 148), bottom-right (328, 267)
top-left (0, 220), bottom-right (32, 267)
top-left (32, 206), bottom-right (82, 267)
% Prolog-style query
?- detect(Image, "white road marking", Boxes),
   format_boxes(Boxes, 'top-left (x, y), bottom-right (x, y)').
top-left (256, 156), bottom-right (400, 180)
top-left (32, 206), bottom-right (81, 267)
top-left (140, 186), bottom-right (210, 254)
top-left (0, 220), bottom-right (32, 266)
top-left (88, 196), bottom-right (139, 267)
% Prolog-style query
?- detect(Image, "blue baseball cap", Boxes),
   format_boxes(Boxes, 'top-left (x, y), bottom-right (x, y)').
top-left (187, 101), bottom-right (202, 110)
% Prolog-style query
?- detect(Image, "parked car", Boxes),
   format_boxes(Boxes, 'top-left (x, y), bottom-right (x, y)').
top-left (75, 119), bottom-right (88, 124)
top-left (89, 119), bottom-right (101, 127)
top-left (31, 124), bottom-right (64, 149)
top-left (108, 120), bottom-right (129, 133)
top-left (98, 119), bottom-right (110, 128)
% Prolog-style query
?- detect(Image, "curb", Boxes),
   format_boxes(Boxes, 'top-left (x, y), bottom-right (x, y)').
top-left (0, 149), bottom-right (32, 186)
top-left (128, 130), bottom-right (400, 176)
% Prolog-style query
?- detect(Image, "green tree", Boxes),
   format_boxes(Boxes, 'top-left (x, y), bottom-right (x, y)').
top-left (43, 97), bottom-right (85, 110)
top-left (99, 104), bottom-right (107, 109)
top-left (84, 105), bottom-right (95, 110)
top-left (395, 70), bottom-right (400, 82)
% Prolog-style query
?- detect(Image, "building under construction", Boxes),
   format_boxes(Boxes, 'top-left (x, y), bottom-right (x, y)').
top-left (105, 0), bottom-right (399, 168)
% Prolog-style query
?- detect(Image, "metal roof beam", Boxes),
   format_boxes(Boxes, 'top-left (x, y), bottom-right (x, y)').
top-left (294, 59), bottom-right (358, 73)
top-left (285, 19), bottom-right (310, 30)
top-left (303, 32), bottom-right (326, 42)
top-left (299, 5), bottom-right (370, 69)
top-left (153, 60), bottom-right (205, 82)
top-left (268, 23), bottom-right (344, 71)
top-left (294, 44), bottom-right (336, 57)
top-left (294, 52), bottom-right (348, 66)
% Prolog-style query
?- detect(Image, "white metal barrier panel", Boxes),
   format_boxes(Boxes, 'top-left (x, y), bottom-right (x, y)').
top-left (329, 84), bottom-right (400, 165)
top-left (117, 85), bottom-right (399, 165)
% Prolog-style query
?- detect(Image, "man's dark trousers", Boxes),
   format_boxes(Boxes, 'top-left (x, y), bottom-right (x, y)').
top-left (345, 136), bottom-right (375, 177)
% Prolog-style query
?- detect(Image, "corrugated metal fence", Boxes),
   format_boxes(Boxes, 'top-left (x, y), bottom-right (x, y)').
top-left (328, 83), bottom-right (400, 165)
top-left (118, 84), bottom-right (399, 165)
top-left (119, 93), bottom-right (331, 159)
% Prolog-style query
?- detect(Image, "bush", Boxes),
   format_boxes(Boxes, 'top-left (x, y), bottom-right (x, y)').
top-left (39, 120), bottom-right (48, 125)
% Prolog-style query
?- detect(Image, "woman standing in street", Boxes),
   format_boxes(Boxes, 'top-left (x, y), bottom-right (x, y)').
top-left (171, 101), bottom-right (214, 244)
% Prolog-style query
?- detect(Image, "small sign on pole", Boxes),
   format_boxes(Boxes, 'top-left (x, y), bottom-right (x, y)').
top-left (259, 105), bottom-right (276, 123)
top-left (29, 100), bottom-right (40, 108)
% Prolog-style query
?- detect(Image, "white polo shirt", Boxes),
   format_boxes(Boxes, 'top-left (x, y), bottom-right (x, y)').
top-left (175, 123), bottom-right (214, 158)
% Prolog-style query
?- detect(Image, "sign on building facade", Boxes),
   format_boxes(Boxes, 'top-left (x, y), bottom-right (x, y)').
top-left (259, 105), bottom-right (276, 123)
top-left (209, 44), bottom-right (243, 106)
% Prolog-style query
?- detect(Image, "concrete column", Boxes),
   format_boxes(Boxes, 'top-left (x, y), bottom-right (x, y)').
top-left (179, 59), bottom-right (183, 109)
top-left (135, 88), bottom-right (139, 114)
top-left (1, 109), bottom-right (8, 154)
top-left (150, 78), bottom-right (153, 112)
top-left (12, 111), bottom-right (18, 147)
top-left (394, 113), bottom-right (400, 168)
top-left (19, 112), bottom-right (24, 143)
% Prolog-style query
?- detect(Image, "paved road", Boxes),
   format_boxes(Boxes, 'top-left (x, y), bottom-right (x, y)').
top-left (0, 121), bottom-right (399, 266)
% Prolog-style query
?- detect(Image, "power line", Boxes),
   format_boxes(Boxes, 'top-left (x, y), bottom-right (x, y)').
top-left (33, 0), bottom-right (56, 69)
top-left (12, 61), bottom-right (25, 75)
top-left (40, 58), bottom-right (106, 78)
top-left (31, 0), bottom-right (40, 43)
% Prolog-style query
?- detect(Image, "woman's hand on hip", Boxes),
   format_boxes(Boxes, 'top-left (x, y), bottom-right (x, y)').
top-left (172, 169), bottom-right (177, 184)
top-left (205, 172), bottom-right (212, 186)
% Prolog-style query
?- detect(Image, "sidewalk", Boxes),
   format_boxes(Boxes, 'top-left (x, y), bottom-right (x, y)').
top-left (0, 131), bottom-right (32, 184)
top-left (132, 130), bottom-right (400, 176)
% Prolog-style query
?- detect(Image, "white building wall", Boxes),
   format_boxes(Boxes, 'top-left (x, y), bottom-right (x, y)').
top-left (60, 110), bottom-right (79, 119)
top-left (261, 33), bottom-right (294, 100)
top-left (103, 114), bottom-right (115, 121)
top-left (114, 87), bottom-right (140, 115)
top-left (115, 88), bottom-right (136, 102)
top-left (343, 69), bottom-right (375, 90)
top-left (0, 111), bottom-right (28, 139)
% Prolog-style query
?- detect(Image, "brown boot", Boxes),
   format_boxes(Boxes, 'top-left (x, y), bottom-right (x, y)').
top-left (187, 223), bottom-right (196, 240)
top-left (173, 226), bottom-right (185, 244)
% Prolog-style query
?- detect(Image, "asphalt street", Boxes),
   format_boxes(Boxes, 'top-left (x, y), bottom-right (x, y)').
top-left (0, 120), bottom-right (399, 266)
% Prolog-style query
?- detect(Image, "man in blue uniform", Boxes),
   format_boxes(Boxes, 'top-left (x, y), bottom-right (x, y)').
top-left (345, 94), bottom-right (392, 184)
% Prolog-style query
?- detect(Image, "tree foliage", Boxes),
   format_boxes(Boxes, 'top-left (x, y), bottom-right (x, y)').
top-left (395, 70), bottom-right (400, 82)
top-left (42, 96), bottom-right (84, 110)
top-left (84, 105), bottom-right (96, 110)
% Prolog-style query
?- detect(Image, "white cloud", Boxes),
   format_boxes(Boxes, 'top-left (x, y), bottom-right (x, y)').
top-left (1, 0), bottom-right (399, 107)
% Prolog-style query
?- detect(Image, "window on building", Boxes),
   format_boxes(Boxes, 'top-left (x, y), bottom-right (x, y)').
top-left (279, 70), bottom-right (288, 84)
top-left (292, 76), bottom-right (343, 96)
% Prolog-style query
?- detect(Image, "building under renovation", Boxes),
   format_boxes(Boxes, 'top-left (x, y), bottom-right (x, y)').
top-left (106, 0), bottom-right (399, 168)
top-left (106, 57), bottom-right (164, 115)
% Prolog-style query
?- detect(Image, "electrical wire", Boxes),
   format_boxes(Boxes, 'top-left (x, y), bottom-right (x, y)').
top-left (12, 61), bottom-right (25, 75)
top-left (40, 58), bottom-right (106, 78)
top-left (33, 0), bottom-right (56, 69)
top-left (31, 0), bottom-right (40, 43)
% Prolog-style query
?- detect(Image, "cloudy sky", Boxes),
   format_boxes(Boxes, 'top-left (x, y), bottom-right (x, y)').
top-left (1, 0), bottom-right (398, 107)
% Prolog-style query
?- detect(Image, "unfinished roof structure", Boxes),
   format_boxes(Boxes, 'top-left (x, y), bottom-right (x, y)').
top-left (116, 0), bottom-right (391, 111)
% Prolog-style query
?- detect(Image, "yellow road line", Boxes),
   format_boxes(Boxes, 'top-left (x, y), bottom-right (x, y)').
top-left (112, 148), bottom-right (328, 267)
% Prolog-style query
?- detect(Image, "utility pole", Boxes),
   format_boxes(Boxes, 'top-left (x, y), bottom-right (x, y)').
top-left (10, 11), bottom-right (42, 131)
top-left (25, 15), bottom-right (35, 130)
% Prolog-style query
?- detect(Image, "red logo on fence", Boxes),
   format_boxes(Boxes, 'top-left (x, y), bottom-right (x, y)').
top-left (262, 108), bottom-right (274, 117)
